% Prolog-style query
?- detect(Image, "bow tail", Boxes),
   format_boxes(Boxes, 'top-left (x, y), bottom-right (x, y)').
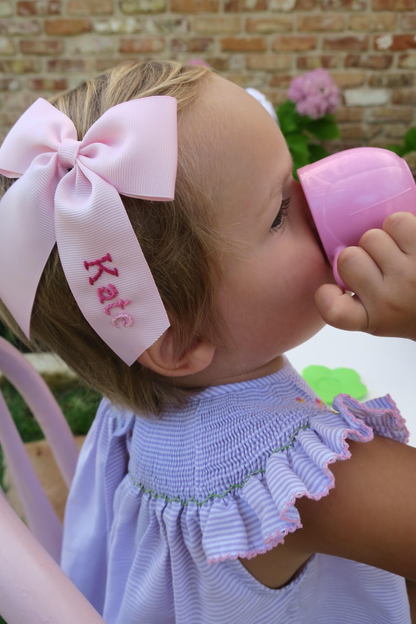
top-left (0, 155), bottom-right (58, 339)
top-left (54, 164), bottom-right (170, 366)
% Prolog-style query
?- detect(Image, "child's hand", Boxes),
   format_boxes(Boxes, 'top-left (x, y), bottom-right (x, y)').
top-left (314, 212), bottom-right (416, 341)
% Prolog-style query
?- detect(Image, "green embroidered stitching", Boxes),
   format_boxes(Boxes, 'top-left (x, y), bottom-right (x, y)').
top-left (128, 423), bottom-right (311, 507)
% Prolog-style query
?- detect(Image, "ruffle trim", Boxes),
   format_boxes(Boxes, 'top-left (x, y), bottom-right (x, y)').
top-left (203, 393), bottom-right (409, 565)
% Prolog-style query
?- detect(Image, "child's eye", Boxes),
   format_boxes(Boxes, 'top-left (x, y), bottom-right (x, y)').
top-left (271, 197), bottom-right (291, 232)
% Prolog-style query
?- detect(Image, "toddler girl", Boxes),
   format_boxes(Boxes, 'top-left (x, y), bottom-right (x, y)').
top-left (0, 60), bottom-right (416, 624)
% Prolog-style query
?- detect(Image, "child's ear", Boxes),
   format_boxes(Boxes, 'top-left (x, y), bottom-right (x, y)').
top-left (137, 328), bottom-right (216, 377)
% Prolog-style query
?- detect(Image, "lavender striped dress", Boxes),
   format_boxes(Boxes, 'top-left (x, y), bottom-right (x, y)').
top-left (60, 356), bottom-right (411, 623)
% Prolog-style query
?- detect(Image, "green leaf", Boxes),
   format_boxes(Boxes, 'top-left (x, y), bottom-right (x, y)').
top-left (404, 127), bottom-right (416, 152)
top-left (292, 150), bottom-right (310, 173)
top-left (305, 115), bottom-right (340, 140)
top-left (385, 144), bottom-right (407, 157)
top-left (285, 132), bottom-right (309, 155)
top-left (307, 143), bottom-right (329, 163)
top-left (277, 100), bottom-right (302, 135)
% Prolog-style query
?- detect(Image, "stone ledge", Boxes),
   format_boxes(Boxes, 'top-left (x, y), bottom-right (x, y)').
top-left (0, 352), bottom-right (77, 384)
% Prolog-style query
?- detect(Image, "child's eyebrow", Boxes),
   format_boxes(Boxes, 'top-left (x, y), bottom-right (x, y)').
top-left (256, 155), bottom-right (294, 221)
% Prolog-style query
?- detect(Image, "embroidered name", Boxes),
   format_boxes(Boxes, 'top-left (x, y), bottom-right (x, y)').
top-left (84, 253), bottom-right (118, 285)
top-left (84, 254), bottom-right (133, 329)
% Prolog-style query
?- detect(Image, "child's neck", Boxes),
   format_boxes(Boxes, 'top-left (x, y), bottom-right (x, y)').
top-left (167, 354), bottom-right (286, 389)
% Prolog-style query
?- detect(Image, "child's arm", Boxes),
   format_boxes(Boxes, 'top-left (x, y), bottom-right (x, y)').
top-left (293, 434), bottom-right (416, 581)
top-left (315, 212), bottom-right (416, 341)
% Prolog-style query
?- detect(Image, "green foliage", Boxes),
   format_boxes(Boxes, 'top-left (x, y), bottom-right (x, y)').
top-left (0, 319), bottom-right (31, 353)
top-left (0, 380), bottom-right (101, 494)
top-left (385, 126), bottom-right (416, 158)
top-left (277, 100), bottom-right (341, 181)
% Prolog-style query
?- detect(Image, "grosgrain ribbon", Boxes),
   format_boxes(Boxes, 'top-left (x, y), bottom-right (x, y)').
top-left (0, 96), bottom-right (178, 365)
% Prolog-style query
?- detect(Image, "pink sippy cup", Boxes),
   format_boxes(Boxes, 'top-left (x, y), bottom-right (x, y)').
top-left (297, 147), bottom-right (416, 289)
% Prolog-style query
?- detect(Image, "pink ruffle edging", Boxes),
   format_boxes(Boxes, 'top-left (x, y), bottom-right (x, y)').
top-left (205, 393), bottom-right (408, 565)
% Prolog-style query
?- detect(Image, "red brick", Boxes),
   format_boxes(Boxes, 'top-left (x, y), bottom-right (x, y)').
top-left (28, 77), bottom-right (68, 91)
top-left (345, 54), bottom-right (393, 69)
top-left (95, 57), bottom-right (136, 71)
top-left (340, 125), bottom-right (368, 140)
top-left (45, 19), bottom-right (92, 35)
top-left (269, 73), bottom-right (293, 88)
top-left (246, 54), bottom-right (291, 70)
top-left (321, 0), bottom-right (365, 8)
top-left (368, 72), bottom-right (415, 89)
top-left (47, 58), bottom-right (91, 72)
top-left (384, 122), bottom-right (411, 138)
top-left (225, 0), bottom-right (266, 10)
top-left (120, 37), bottom-right (165, 53)
top-left (323, 36), bottom-right (369, 50)
top-left (401, 13), bottom-right (416, 29)
top-left (220, 37), bottom-right (266, 52)
top-left (171, 37), bottom-right (213, 52)
top-left (297, 54), bottom-right (341, 69)
top-left (20, 39), bottom-right (64, 55)
top-left (67, 0), bottom-right (113, 14)
top-left (226, 73), bottom-right (265, 88)
top-left (206, 56), bottom-right (229, 70)
top-left (272, 36), bottom-right (317, 52)
top-left (368, 107), bottom-right (414, 122)
top-left (349, 14), bottom-right (397, 30)
top-left (194, 16), bottom-right (240, 33)
top-left (334, 107), bottom-right (364, 122)
top-left (268, 91), bottom-right (288, 107)
top-left (392, 88), bottom-right (416, 104)
top-left (246, 17), bottom-right (293, 33)
top-left (369, 72), bottom-right (414, 87)
top-left (372, 0), bottom-right (416, 9)
top-left (294, 0), bottom-right (318, 8)
top-left (383, 35), bottom-right (416, 50)
top-left (171, 0), bottom-right (219, 11)
top-left (298, 15), bottom-right (345, 31)
top-left (331, 71), bottom-right (366, 88)
top-left (17, 1), bottom-right (61, 15)
top-left (120, 0), bottom-right (166, 13)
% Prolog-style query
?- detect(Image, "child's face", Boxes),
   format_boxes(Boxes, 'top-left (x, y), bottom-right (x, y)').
top-left (201, 75), bottom-right (335, 379)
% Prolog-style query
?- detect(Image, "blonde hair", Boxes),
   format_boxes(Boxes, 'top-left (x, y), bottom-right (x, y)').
top-left (0, 60), bottom-right (228, 416)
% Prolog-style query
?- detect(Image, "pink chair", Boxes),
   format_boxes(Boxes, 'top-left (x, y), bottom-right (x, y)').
top-left (0, 336), bottom-right (105, 623)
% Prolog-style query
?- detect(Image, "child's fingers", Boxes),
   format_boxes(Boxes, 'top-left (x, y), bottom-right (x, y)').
top-left (336, 245), bottom-right (383, 297)
top-left (357, 228), bottom-right (404, 277)
top-left (314, 283), bottom-right (368, 331)
top-left (382, 212), bottom-right (416, 256)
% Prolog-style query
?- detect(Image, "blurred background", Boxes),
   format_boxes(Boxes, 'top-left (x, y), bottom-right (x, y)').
top-left (1, 0), bottom-right (416, 152)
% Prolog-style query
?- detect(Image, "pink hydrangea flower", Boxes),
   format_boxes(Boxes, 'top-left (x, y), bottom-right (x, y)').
top-left (287, 68), bottom-right (340, 119)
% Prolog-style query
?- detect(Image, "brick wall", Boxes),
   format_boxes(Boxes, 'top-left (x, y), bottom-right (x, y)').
top-left (0, 0), bottom-right (415, 153)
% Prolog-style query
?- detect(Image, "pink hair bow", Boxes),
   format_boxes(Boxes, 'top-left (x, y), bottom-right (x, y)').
top-left (0, 96), bottom-right (177, 365)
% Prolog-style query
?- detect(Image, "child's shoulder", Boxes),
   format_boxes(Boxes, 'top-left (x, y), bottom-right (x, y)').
top-left (294, 433), bottom-right (416, 581)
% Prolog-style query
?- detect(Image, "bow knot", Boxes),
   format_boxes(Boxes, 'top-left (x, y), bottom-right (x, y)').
top-left (57, 138), bottom-right (81, 171)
